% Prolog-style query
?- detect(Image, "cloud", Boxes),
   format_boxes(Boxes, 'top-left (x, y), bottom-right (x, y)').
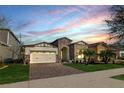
top-left (16, 19), bottom-right (39, 31)
top-left (27, 9), bottom-right (109, 37)
top-left (21, 6), bottom-right (111, 44)
top-left (65, 10), bottom-right (109, 29)
top-left (28, 27), bottom-right (67, 36)
top-left (85, 33), bottom-right (109, 43)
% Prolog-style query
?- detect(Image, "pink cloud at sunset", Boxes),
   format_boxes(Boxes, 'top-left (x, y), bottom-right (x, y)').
top-left (28, 13), bottom-right (108, 37)
top-left (29, 28), bottom-right (67, 35)
top-left (85, 33), bottom-right (109, 43)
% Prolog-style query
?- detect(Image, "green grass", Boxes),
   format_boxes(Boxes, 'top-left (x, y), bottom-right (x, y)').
top-left (64, 63), bottom-right (124, 72)
top-left (0, 64), bottom-right (29, 84)
top-left (111, 74), bottom-right (124, 81)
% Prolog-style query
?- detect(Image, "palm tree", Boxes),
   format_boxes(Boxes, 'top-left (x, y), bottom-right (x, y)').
top-left (99, 50), bottom-right (116, 64)
top-left (83, 49), bottom-right (96, 65)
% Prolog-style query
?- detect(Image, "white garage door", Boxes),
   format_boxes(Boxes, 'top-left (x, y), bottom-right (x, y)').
top-left (30, 51), bottom-right (56, 63)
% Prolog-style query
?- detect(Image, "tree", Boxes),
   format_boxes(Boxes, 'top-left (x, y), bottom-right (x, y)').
top-left (83, 49), bottom-right (96, 65)
top-left (105, 5), bottom-right (124, 42)
top-left (0, 15), bottom-right (9, 29)
top-left (99, 50), bottom-right (116, 64)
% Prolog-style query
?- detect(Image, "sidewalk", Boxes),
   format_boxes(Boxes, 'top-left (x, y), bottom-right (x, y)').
top-left (0, 68), bottom-right (124, 88)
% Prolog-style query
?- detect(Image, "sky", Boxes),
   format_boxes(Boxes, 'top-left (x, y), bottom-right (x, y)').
top-left (0, 5), bottom-right (113, 44)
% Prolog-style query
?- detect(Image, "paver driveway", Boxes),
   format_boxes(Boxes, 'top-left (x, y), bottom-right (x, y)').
top-left (29, 63), bottom-right (84, 80)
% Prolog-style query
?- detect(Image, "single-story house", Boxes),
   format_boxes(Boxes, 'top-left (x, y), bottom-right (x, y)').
top-left (0, 29), bottom-right (20, 63)
top-left (24, 37), bottom-right (89, 64)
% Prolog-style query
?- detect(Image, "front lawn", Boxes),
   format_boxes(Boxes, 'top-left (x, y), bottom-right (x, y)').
top-left (0, 64), bottom-right (29, 84)
top-left (64, 63), bottom-right (124, 72)
top-left (111, 74), bottom-right (124, 81)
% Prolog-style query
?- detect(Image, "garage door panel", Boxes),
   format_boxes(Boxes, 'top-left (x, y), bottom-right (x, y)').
top-left (30, 52), bottom-right (56, 63)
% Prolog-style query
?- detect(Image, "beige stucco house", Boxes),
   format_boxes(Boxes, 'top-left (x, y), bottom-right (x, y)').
top-left (0, 29), bottom-right (20, 63)
top-left (24, 37), bottom-right (89, 64)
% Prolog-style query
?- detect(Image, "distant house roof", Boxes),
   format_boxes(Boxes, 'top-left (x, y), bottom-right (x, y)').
top-left (0, 28), bottom-right (20, 43)
top-left (88, 42), bottom-right (108, 48)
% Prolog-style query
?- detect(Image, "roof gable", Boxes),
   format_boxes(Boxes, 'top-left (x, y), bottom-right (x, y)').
top-left (52, 37), bottom-right (72, 43)
top-left (71, 41), bottom-right (88, 45)
top-left (51, 37), bottom-right (72, 46)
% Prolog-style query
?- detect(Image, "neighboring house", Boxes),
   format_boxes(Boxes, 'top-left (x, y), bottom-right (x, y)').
top-left (108, 45), bottom-right (119, 59)
top-left (89, 42), bottom-right (108, 54)
top-left (0, 29), bottom-right (20, 63)
top-left (109, 44), bottom-right (124, 59)
top-left (89, 42), bottom-right (108, 61)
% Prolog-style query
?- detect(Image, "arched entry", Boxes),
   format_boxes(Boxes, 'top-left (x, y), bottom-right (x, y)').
top-left (61, 47), bottom-right (69, 62)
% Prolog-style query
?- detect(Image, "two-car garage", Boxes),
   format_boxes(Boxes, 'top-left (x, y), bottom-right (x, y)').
top-left (24, 42), bottom-right (58, 64)
top-left (30, 51), bottom-right (56, 64)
